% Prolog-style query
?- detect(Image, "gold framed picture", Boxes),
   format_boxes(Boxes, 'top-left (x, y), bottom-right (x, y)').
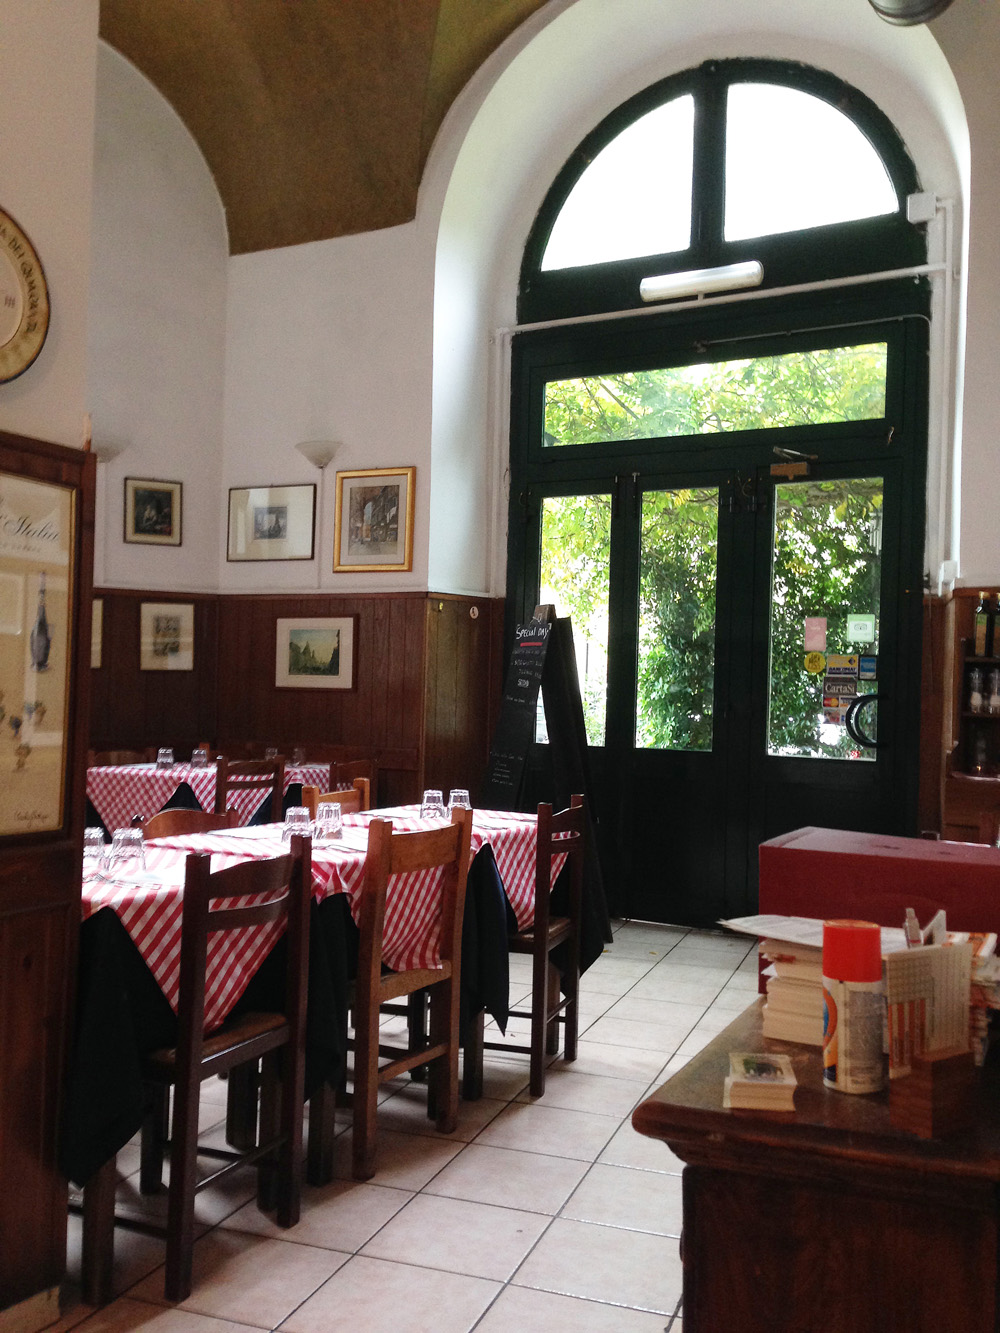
top-left (333, 467), bottom-right (414, 572)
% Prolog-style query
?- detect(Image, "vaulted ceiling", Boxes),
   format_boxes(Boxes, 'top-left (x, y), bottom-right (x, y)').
top-left (99, 0), bottom-right (548, 256)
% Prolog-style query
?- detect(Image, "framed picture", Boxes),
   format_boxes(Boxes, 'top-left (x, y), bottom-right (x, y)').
top-left (124, 477), bottom-right (182, 546)
top-left (334, 466), bottom-right (414, 572)
top-left (140, 601), bottom-right (194, 671)
top-left (275, 616), bottom-right (354, 690)
top-left (228, 484), bottom-right (316, 561)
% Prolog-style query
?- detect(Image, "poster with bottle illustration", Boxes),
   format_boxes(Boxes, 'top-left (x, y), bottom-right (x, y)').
top-left (0, 471), bottom-right (74, 835)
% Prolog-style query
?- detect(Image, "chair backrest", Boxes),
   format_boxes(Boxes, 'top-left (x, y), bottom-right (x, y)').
top-left (300, 778), bottom-right (369, 819)
top-left (359, 807), bottom-right (473, 976)
top-left (214, 755), bottom-right (285, 822)
top-left (331, 759), bottom-right (377, 804)
top-left (174, 835), bottom-right (311, 1065)
top-left (143, 808), bottom-right (240, 840)
top-left (88, 748), bottom-right (156, 766)
top-left (534, 794), bottom-right (586, 937)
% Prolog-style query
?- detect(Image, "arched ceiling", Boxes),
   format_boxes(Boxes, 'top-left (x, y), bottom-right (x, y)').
top-left (99, 0), bottom-right (548, 255)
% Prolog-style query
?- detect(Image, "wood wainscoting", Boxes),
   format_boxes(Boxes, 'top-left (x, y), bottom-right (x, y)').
top-left (89, 590), bottom-right (504, 806)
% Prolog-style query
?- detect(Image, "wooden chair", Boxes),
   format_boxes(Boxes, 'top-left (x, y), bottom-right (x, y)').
top-left (464, 794), bottom-right (585, 1099)
top-left (214, 754), bottom-right (285, 823)
top-left (331, 759), bottom-right (377, 805)
top-left (88, 748), bottom-right (156, 766)
top-left (313, 808), bottom-right (472, 1182)
top-left (142, 808), bottom-right (239, 839)
top-left (81, 836), bottom-right (311, 1304)
top-left (300, 778), bottom-right (370, 818)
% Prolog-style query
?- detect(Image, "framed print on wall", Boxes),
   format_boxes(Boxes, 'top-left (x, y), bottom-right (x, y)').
top-left (275, 616), bottom-right (355, 690)
top-left (228, 483), bottom-right (316, 561)
top-left (124, 477), bottom-right (182, 546)
top-left (140, 601), bottom-right (194, 671)
top-left (333, 466), bottom-right (414, 572)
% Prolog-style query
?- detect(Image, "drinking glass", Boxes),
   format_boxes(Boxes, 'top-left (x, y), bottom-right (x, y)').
top-left (265, 747), bottom-right (279, 761)
top-left (190, 747), bottom-right (208, 768)
top-left (292, 746), bottom-right (306, 766)
top-left (448, 789), bottom-right (471, 810)
top-left (420, 789), bottom-right (446, 819)
top-left (156, 747), bottom-right (174, 769)
top-left (282, 805), bottom-right (311, 843)
top-left (313, 801), bottom-right (343, 842)
top-left (107, 827), bottom-right (146, 872)
top-left (83, 826), bottom-right (106, 871)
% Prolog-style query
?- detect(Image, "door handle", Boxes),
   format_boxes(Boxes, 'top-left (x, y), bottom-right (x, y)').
top-left (845, 694), bottom-right (884, 749)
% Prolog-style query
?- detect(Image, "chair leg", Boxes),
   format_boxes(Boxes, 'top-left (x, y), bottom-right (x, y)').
top-left (274, 1046), bottom-right (303, 1230)
top-left (545, 962), bottom-right (561, 1056)
top-left (81, 1156), bottom-right (117, 1307)
top-left (256, 1052), bottom-right (280, 1213)
top-left (140, 1083), bottom-right (169, 1194)
top-left (529, 949), bottom-right (549, 1098)
top-left (226, 1062), bottom-right (259, 1150)
top-left (163, 1074), bottom-right (201, 1303)
top-left (406, 990), bottom-right (428, 1083)
top-left (563, 940), bottom-right (581, 1065)
top-left (352, 995), bottom-right (382, 1181)
top-left (307, 1080), bottom-right (337, 1186)
top-left (462, 1008), bottom-right (485, 1102)
top-left (429, 979), bottom-right (460, 1135)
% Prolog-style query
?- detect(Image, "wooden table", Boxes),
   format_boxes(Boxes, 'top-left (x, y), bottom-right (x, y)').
top-left (632, 999), bottom-right (1000, 1333)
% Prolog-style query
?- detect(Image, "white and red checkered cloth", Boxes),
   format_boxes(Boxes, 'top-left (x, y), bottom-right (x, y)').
top-left (86, 762), bottom-right (331, 831)
top-left (81, 807), bottom-right (554, 1033)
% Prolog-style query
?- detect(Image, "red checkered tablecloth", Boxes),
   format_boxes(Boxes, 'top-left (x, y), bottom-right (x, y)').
top-left (86, 762), bottom-right (331, 832)
top-left (83, 807), bottom-right (551, 1031)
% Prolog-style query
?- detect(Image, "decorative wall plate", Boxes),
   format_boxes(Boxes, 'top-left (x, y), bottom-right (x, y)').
top-left (0, 207), bottom-right (50, 383)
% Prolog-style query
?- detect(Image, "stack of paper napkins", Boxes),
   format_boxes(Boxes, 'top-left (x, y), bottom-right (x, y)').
top-left (723, 1051), bottom-right (797, 1110)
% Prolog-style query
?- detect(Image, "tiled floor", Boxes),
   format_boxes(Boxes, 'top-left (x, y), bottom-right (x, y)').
top-left (59, 919), bottom-right (759, 1333)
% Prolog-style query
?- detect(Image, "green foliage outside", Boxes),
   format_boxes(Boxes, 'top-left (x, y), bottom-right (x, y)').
top-left (536, 345), bottom-right (885, 757)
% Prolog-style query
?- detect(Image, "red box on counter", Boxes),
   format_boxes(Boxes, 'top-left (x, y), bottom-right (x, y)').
top-left (759, 826), bottom-right (1000, 935)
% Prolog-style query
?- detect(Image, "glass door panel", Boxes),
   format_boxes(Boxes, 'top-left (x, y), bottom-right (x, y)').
top-left (538, 492), bottom-right (612, 745)
top-left (637, 486), bottom-right (719, 751)
top-left (767, 476), bottom-right (883, 760)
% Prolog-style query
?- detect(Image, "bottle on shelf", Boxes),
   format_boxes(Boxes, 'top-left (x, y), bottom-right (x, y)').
top-left (973, 592), bottom-right (993, 657)
top-left (972, 731), bottom-right (988, 775)
top-left (989, 668), bottom-right (1000, 716)
top-left (969, 667), bottom-right (984, 714)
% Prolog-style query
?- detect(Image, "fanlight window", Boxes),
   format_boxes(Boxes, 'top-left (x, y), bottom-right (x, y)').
top-left (541, 97), bottom-right (694, 271)
top-left (541, 81), bottom-right (899, 273)
top-left (724, 84), bottom-right (897, 241)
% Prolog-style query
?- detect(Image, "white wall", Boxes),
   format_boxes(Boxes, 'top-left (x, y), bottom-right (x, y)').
top-left (0, 1), bottom-right (99, 448)
top-left (221, 224), bottom-right (435, 592)
top-left (87, 44), bottom-right (229, 592)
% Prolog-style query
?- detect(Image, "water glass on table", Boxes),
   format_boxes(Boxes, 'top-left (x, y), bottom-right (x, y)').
top-left (156, 747), bottom-right (174, 769)
top-left (106, 827), bottom-right (146, 872)
top-left (420, 789), bottom-right (446, 819)
top-left (190, 747), bottom-right (209, 768)
top-left (313, 801), bottom-right (343, 843)
top-left (83, 826), bottom-right (106, 872)
top-left (282, 805), bottom-right (311, 843)
top-left (291, 746), bottom-right (305, 766)
top-left (448, 788), bottom-right (471, 810)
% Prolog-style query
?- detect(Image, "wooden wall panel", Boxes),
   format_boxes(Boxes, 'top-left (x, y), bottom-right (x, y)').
top-left (89, 589), bottom-right (218, 755)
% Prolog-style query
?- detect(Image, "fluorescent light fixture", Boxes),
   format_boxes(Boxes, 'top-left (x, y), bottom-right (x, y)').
top-left (639, 260), bottom-right (764, 304)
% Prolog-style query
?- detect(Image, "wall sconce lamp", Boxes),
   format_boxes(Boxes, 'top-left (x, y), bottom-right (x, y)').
top-left (295, 439), bottom-right (340, 470)
top-left (639, 260), bottom-right (764, 304)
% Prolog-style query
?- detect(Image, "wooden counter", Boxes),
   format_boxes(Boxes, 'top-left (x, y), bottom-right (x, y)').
top-left (632, 1000), bottom-right (1000, 1332)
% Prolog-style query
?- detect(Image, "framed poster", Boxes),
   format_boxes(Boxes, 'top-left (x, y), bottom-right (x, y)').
top-left (140, 601), bottom-right (194, 671)
top-left (228, 484), bottom-right (316, 561)
top-left (275, 616), bottom-right (354, 690)
top-left (333, 466), bottom-right (414, 572)
top-left (124, 477), bottom-right (182, 546)
top-left (0, 469), bottom-right (75, 834)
